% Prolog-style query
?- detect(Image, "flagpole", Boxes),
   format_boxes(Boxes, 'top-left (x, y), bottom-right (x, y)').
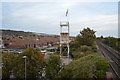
top-left (66, 9), bottom-right (69, 21)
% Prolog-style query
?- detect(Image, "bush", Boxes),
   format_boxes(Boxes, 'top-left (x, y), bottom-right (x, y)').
top-left (60, 54), bottom-right (109, 79)
top-left (91, 45), bottom-right (97, 52)
top-left (80, 45), bottom-right (91, 52)
top-left (80, 54), bottom-right (109, 78)
top-left (72, 48), bottom-right (94, 60)
top-left (85, 51), bottom-right (93, 55)
top-left (72, 51), bottom-right (86, 60)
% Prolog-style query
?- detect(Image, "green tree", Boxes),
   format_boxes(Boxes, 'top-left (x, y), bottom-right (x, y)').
top-left (70, 28), bottom-right (96, 56)
top-left (45, 55), bottom-right (61, 79)
top-left (70, 41), bottom-right (80, 51)
top-left (2, 53), bottom-right (16, 79)
top-left (78, 27), bottom-right (96, 46)
top-left (60, 54), bottom-right (109, 79)
top-left (81, 54), bottom-right (109, 78)
top-left (102, 37), bottom-right (120, 52)
top-left (13, 48), bottom-right (45, 79)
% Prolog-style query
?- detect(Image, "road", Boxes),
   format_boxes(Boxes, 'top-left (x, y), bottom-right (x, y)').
top-left (96, 41), bottom-right (120, 79)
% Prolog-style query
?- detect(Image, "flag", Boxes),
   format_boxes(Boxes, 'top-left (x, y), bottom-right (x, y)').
top-left (66, 9), bottom-right (68, 16)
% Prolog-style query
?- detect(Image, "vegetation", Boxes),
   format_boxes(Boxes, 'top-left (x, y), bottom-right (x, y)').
top-left (71, 45), bottom-right (95, 60)
top-left (70, 27), bottom-right (97, 59)
top-left (98, 36), bottom-right (120, 52)
top-left (60, 54), bottom-right (109, 79)
top-left (62, 28), bottom-right (109, 79)
top-left (45, 55), bottom-right (61, 79)
top-left (2, 27), bottom-right (111, 79)
top-left (70, 28), bottom-right (96, 50)
top-left (77, 27), bottom-right (96, 46)
top-left (2, 48), bottom-right (62, 79)
top-left (2, 53), bottom-right (16, 79)
top-left (13, 48), bottom-right (45, 79)
top-left (1, 29), bottom-right (34, 37)
top-left (2, 48), bottom-right (46, 79)
top-left (1, 29), bottom-right (59, 38)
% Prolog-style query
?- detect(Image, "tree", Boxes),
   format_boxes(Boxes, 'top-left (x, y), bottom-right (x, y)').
top-left (69, 28), bottom-right (96, 58)
top-left (12, 48), bottom-right (45, 79)
top-left (102, 37), bottom-right (120, 52)
top-left (60, 54), bottom-right (109, 79)
top-left (77, 27), bottom-right (96, 46)
top-left (70, 41), bottom-right (80, 51)
top-left (100, 36), bottom-right (103, 39)
top-left (118, 38), bottom-right (120, 52)
top-left (83, 54), bottom-right (109, 78)
top-left (2, 53), bottom-right (17, 79)
top-left (45, 55), bottom-right (61, 79)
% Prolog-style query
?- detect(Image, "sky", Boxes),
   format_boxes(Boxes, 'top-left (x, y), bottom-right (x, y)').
top-left (1, 2), bottom-right (118, 37)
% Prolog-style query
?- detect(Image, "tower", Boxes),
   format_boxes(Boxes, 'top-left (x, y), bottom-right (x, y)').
top-left (60, 21), bottom-right (70, 57)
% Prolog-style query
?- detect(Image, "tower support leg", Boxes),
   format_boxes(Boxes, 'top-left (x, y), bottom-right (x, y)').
top-left (67, 44), bottom-right (69, 58)
top-left (60, 44), bottom-right (62, 57)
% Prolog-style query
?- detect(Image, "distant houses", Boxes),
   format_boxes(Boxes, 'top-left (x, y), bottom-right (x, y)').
top-left (3, 35), bottom-right (59, 49)
top-left (1, 30), bottom-right (75, 54)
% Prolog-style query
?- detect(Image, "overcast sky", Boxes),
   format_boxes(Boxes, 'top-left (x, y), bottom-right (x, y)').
top-left (1, 2), bottom-right (118, 37)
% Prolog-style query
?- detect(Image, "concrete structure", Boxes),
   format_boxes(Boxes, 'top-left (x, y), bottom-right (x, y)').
top-left (60, 21), bottom-right (70, 57)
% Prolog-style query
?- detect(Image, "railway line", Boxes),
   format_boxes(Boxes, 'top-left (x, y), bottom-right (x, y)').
top-left (96, 41), bottom-right (120, 79)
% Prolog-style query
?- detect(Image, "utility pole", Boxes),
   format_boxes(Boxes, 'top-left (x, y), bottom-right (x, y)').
top-left (23, 56), bottom-right (27, 80)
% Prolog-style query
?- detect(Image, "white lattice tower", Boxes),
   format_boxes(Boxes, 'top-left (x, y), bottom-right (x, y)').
top-left (60, 21), bottom-right (70, 57)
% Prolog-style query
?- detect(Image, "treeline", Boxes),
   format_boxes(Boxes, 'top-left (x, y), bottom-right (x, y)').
top-left (1, 29), bottom-right (34, 37)
top-left (2, 48), bottom-right (61, 80)
top-left (1, 29), bottom-right (58, 37)
top-left (98, 36), bottom-right (120, 52)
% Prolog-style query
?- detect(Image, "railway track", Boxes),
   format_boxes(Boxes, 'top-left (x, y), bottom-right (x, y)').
top-left (99, 43), bottom-right (120, 68)
top-left (103, 44), bottom-right (120, 57)
top-left (101, 43), bottom-right (120, 58)
top-left (96, 41), bottom-right (120, 79)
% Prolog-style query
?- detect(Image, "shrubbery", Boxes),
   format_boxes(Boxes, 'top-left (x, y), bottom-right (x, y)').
top-left (71, 45), bottom-right (97, 59)
top-left (72, 52), bottom-right (85, 60)
top-left (101, 37), bottom-right (120, 52)
top-left (69, 27), bottom-right (97, 59)
top-left (60, 54), bottom-right (109, 79)
top-left (80, 45), bottom-right (91, 52)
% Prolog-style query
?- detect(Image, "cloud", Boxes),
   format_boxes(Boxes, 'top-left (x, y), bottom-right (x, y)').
top-left (1, 0), bottom-right (119, 2)
top-left (61, 2), bottom-right (79, 9)
top-left (2, 2), bottom-right (118, 37)
top-left (69, 14), bottom-right (118, 37)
